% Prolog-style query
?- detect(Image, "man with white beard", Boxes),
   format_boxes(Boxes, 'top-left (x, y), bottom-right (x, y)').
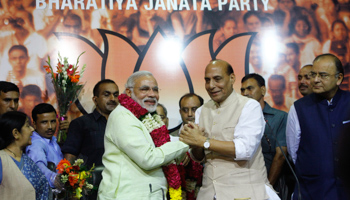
top-left (98, 71), bottom-right (189, 200)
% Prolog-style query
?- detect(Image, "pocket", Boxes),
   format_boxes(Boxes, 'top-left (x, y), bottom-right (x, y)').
top-left (148, 184), bottom-right (166, 200)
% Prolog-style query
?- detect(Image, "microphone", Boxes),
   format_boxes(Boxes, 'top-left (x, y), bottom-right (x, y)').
top-left (264, 118), bottom-right (302, 200)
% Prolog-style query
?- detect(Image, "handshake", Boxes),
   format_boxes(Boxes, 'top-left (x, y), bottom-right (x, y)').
top-left (179, 122), bottom-right (207, 149)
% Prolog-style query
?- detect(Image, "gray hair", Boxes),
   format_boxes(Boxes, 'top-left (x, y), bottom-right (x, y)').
top-left (124, 71), bottom-right (153, 93)
top-left (157, 103), bottom-right (167, 116)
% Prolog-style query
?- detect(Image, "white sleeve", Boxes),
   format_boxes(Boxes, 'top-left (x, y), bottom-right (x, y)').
top-left (234, 99), bottom-right (265, 160)
top-left (286, 104), bottom-right (301, 164)
top-left (194, 106), bottom-right (202, 124)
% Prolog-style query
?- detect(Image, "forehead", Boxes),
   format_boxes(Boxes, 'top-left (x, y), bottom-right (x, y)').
top-left (134, 75), bottom-right (157, 87)
top-left (299, 66), bottom-right (312, 75)
top-left (205, 63), bottom-right (228, 78)
top-left (98, 83), bottom-right (119, 93)
top-left (156, 106), bottom-right (165, 114)
top-left (313, 57), bottom-right (337, 73)
top-left (9, 49), bottom-right (27, 57)
top-left (269, 79), bottom-right (283, 88)
top-left (36, 112), bottom-right (57, 121)
top-left (181, 96), bottom-right (201, 107)
top-left (23, 95), bottom-right (41, 101)
top-left (242, 78), bottom-right (259, 87)
top-left (0, 91), bottom-right (19, 99)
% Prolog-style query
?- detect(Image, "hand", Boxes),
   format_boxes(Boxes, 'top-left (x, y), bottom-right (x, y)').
top-left (54, 174), bottom-right (64, 191)
top-left (180, 122), bottom-right (206, 148)
top-left (59, 116), bottom-right (70, 130)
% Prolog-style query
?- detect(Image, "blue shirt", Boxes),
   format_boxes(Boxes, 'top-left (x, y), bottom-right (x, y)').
top-left (26, 131), bottom-right (63, 188)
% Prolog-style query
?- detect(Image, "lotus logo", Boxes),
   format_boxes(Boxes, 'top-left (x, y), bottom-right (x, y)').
top-left (54, 27), bottom-right (256, 129)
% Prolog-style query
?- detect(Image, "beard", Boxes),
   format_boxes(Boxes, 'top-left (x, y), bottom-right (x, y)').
top-left (131, 92), bottom-right (158, 112)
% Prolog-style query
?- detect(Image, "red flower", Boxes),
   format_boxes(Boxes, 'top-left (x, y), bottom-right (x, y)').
top-left (68, 172), bottom-right (79, 187)
top-left (57, 158), bottom-right (72, 174)
top-left (163, 163), bottom-right (181, 188)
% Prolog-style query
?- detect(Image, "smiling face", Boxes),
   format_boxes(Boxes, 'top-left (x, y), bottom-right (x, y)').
top-left (18, 118), bottom-right (34, 147)
top-left (126, 75), bottom-right (159, 112)
top-left (34, 112), bottom-right (57, 140)
top-left (205, 61), bottom-right (235, 104)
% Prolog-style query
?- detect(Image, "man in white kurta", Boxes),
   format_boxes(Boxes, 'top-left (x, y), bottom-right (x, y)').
top-left (98, 71), bottom-right (189, 200)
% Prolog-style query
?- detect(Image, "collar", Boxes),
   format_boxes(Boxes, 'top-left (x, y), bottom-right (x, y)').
top-left (213, 90), bottom-right (236, 108)
top-left (92, 108), bottom-right (105, 121)
top-left (263, 102), bottom-right (276, 115)
top-left (312, 88), bottom-right (343, 107)
top-left (32, 131), bottom-right (57, 144)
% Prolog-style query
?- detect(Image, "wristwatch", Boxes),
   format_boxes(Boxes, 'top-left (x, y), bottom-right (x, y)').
top-left (203, 138), bottom-right (210, 150)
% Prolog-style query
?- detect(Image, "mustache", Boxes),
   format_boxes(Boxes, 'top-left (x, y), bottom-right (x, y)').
top-left (299, 84), bottom-right (309, 89)
top-left (107, 100), bottom-right (117, 105)
top-left (142, 97), bottom-right (158, 104)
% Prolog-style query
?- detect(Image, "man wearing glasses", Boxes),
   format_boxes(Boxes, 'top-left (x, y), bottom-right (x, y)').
top-left (98, 71), bottom-right (188, 199)
top-left (286, 54), bottom-right (350, 200)
top-left (241, 73), bottom-right (288, 199)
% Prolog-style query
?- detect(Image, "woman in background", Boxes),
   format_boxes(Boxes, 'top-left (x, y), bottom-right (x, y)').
top-left (0, 111), bottom-right (50, 200)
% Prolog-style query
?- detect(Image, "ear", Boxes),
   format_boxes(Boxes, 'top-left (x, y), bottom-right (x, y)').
top-left (230, 73), bottom-right (236, 85)
top-left (32, 121), bottom-right (37, 130)
top-left (92, 96), bottom-right (98, 106)
top-left (261, 86), bottom-right (266, 96)
top-left (336, 73), bottom-right (344, 86)
top-left (125, 88), bottom-right (132, 97)
top-left (12, 128), bottom-right (20, 139)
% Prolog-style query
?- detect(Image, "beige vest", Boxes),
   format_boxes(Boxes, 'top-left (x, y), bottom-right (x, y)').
top-left (0, 150), bottom-right (36, 200)
top-left (198, 91), bottom-right (270, 200)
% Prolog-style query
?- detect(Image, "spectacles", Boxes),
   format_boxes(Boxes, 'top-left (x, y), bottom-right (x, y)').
top-left (309, 72), bottom-right (339, 80)
top-left (130, 86), bottom-right (160, 94)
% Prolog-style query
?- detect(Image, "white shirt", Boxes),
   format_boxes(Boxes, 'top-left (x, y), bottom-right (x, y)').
top-left (195, 99), bottom-right (265, 160)
top-left (286, 100), bottom-right (333, 164)
top-left (195, 99), bottom-right (280, 200)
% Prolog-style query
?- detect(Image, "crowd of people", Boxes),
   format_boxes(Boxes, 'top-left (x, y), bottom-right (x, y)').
top-left (0, 52), bottom-right (350, 200)
top-left (0, 0), bottom-right (349, 117)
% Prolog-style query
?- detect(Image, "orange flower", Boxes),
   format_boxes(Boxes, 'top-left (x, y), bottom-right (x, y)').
top-left (69, 75), bottom-right (80, 83)
top-left (57, 62), bottom-right (63, 73)
top-left (79, 179), bottom-right (85, 189)
top-left (43, 65), bottom-right (51, 73)
top-left (68, 172), bottom-right (79, 187)
top-left (56, 158), bottom-right (73, 174)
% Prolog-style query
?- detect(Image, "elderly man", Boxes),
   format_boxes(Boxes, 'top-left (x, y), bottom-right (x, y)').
top-left (297, 64), bottom-right (313, 97)
top-left (180, 60), bottom-right (279, 200)
top-left (0, 81), bottom-right (19, 115)
top-left (241, 73), bottom-right (288, 199)
top-left (286, 54), bottom-right (350, 200)
top-left (156, 103), bottom-right (169, 127)
top-left (98, 71), bottom-right (189, 200)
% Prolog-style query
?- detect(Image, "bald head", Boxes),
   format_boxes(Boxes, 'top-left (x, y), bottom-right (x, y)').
top-left (298, 65), bottom-right (313, 96)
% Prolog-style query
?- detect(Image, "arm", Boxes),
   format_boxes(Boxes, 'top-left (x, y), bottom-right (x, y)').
top-left (26, 141), bottom-right (57, 188)
top-left (182, 100), bottom-right (264, 160)
top-left (286, 104), bottom-right (301, 164)
top-left (61, 119), bottom-right (83, 163)
top-left (268, 146), bottom-right (287, 185)
top-left (108, 109), bottom-right (189, 170)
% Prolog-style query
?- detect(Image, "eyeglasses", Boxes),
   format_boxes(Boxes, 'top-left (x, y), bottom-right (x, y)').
top-left (130, 86), bottom-right (160, 94)
top-left (309, 72), bottom-right (340, 80)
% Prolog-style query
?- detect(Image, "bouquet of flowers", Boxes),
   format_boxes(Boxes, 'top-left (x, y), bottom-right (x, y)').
top-left (44, 52), bottom-right (86, 143)
top-left (56, 158), bottom-right (94, 199)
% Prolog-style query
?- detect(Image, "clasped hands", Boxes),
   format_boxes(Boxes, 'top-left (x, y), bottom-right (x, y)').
top-left (179, 122), bottom-right (206, 148)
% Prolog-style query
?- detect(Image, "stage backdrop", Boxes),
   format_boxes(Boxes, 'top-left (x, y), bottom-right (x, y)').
top-left (0, 0), bottom-right (349, 130)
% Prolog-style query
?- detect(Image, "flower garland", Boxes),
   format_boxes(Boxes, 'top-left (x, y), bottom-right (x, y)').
top-left (118, 94), bottom-right (182, 200)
